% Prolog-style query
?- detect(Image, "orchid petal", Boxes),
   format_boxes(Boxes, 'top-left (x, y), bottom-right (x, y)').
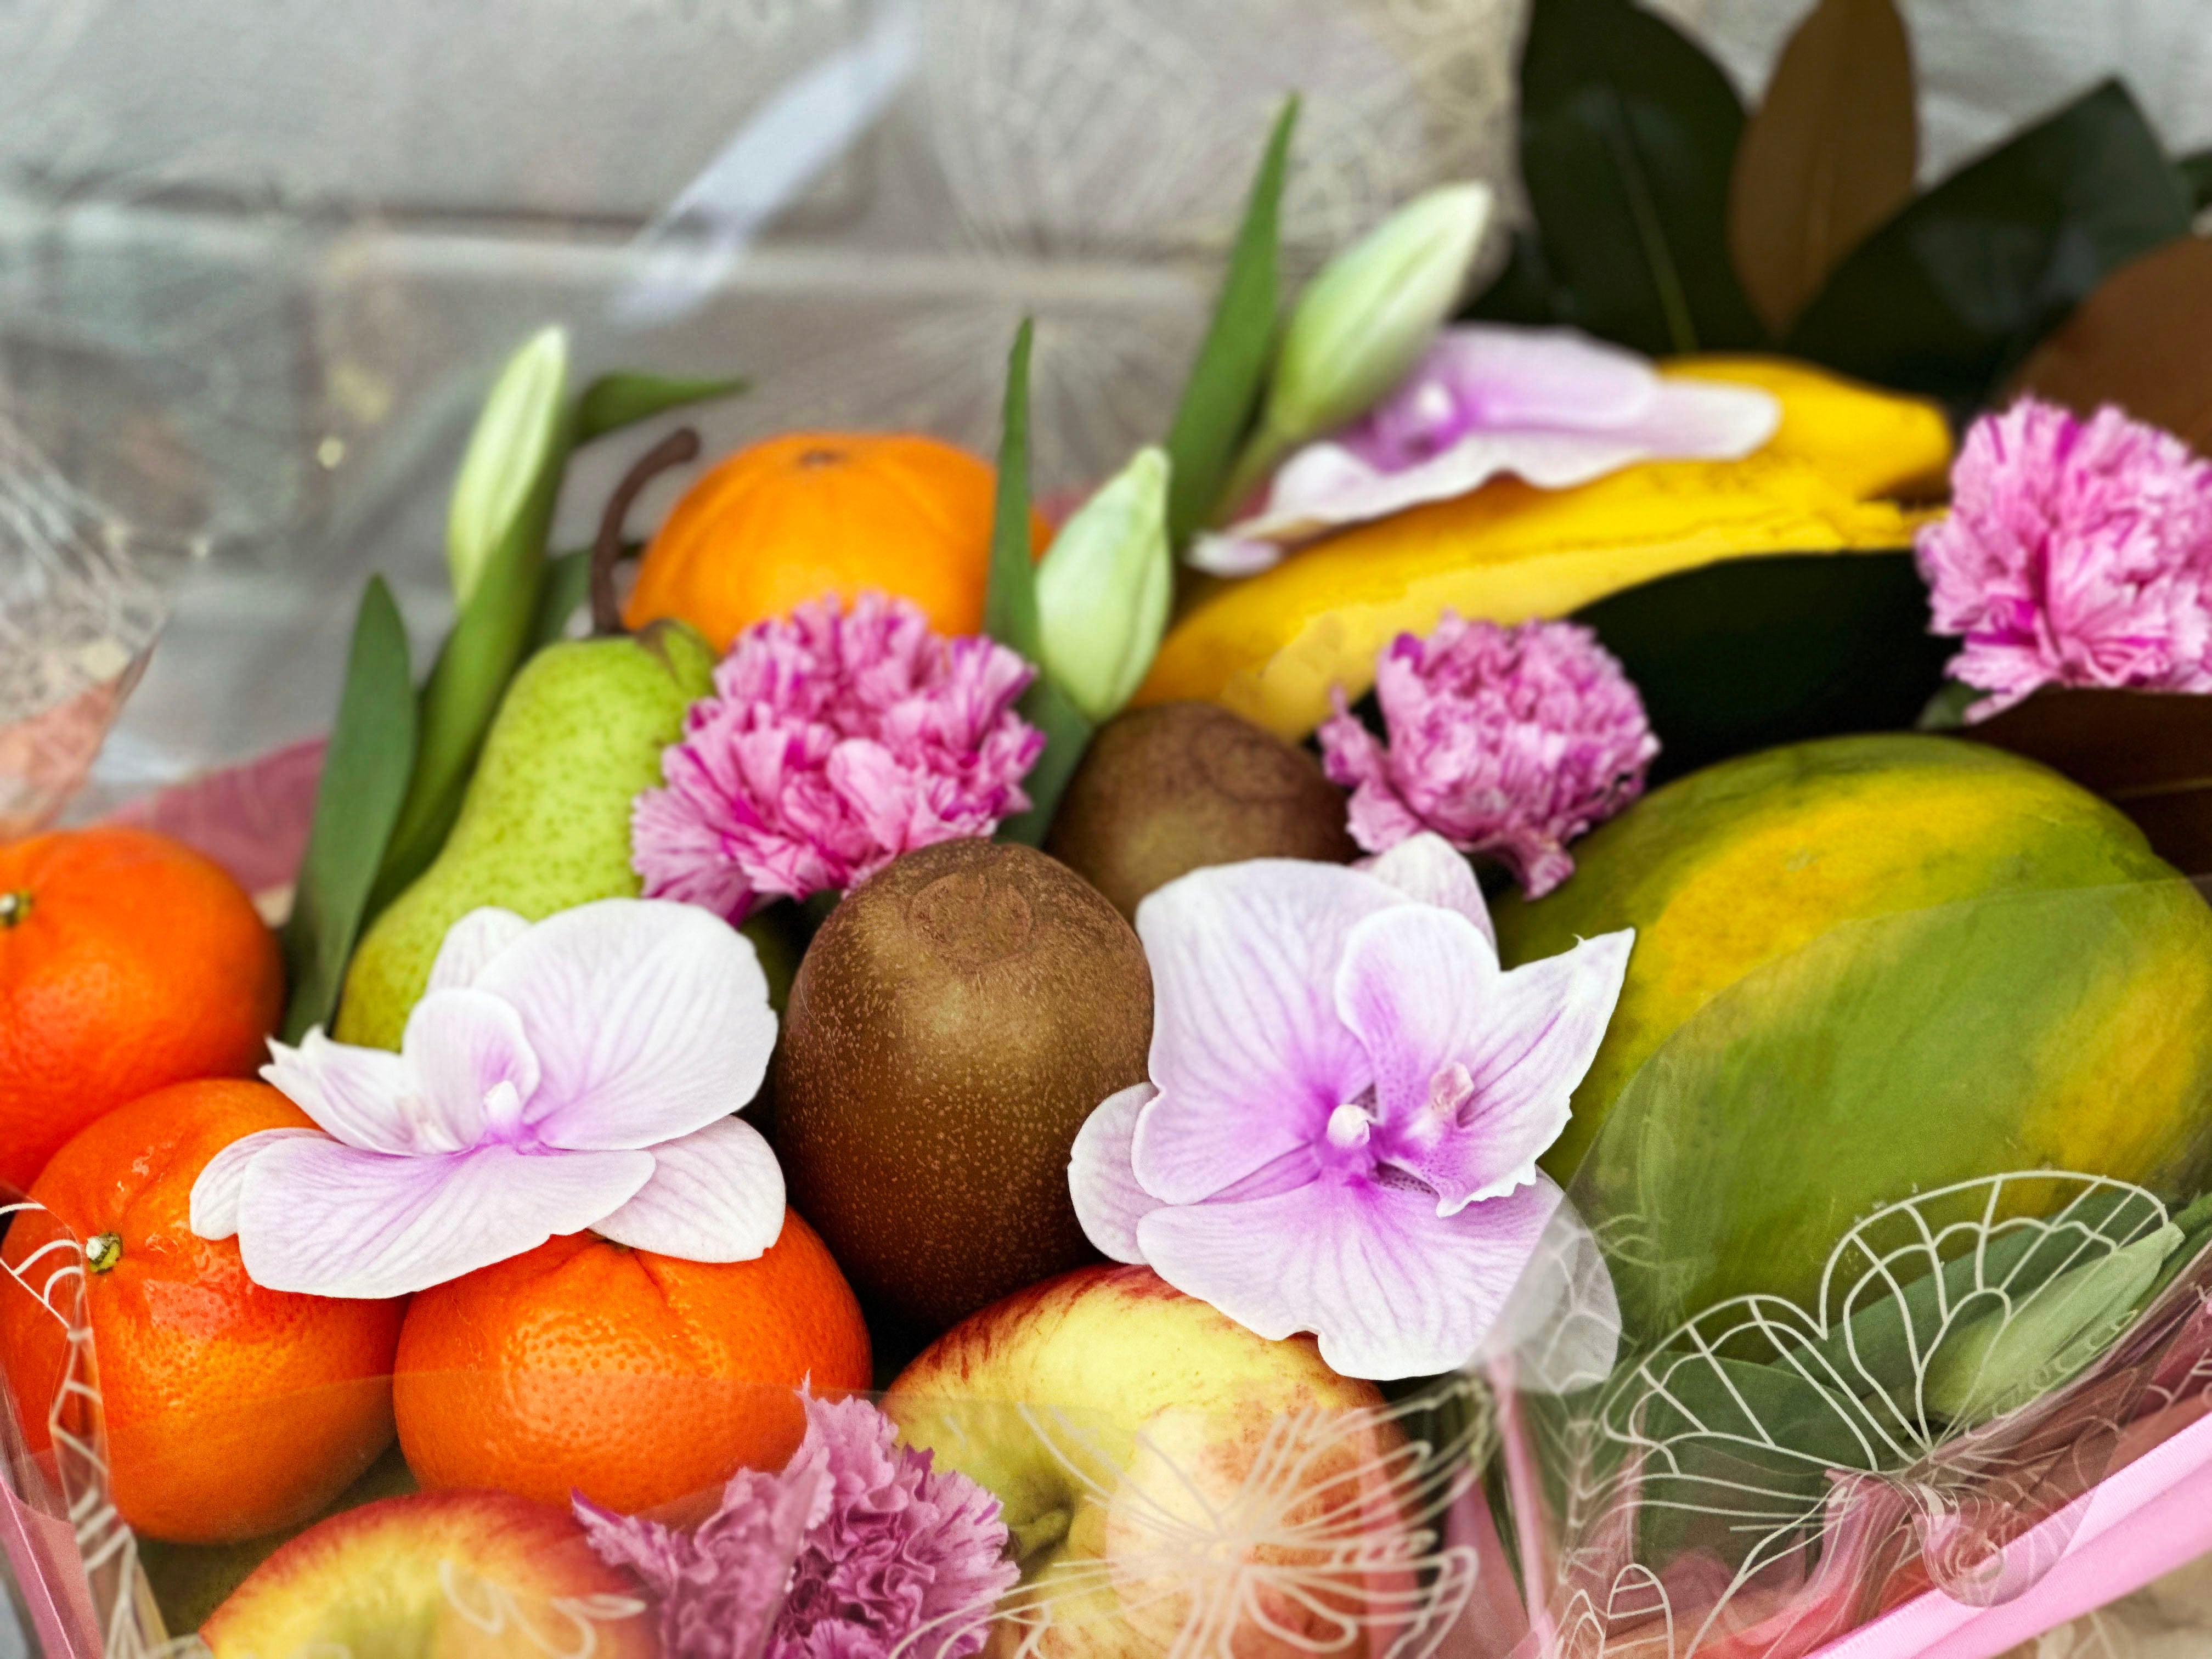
top-left (400, 989), bottom-right (541, 1150)
top-left (1131, 861), bottom-right (1401, 1203)
top-left (591, 1117), bottom-right (786, 1262)
top-left (1338, 918), bottom-right (1628, 1212)
top-left (261, 1031), bottom-right (425, 1155)
top-left (1357, 832), bottom-right (1494, 947)
top-left (233, 1137), bottom-right (654, 1299)
top-left (1623, 377), bottom-right (1782, 459)
top-left (1412, 326), bottom-right (1658, 431)
top-left (1067, 1084), bottom-right (1161, 1264)
top-left (1449, 928), bottom-right (1631, 1178)
top-left (1136, 1174), bottom-right (1562, 1381)
top-left (475, 899), bottom-right (776, 1150)
top-left (188, 1128), bottom-right (326, 1240)
top-left (1334, 902), bottom-right (1501, 1131)
top-left (427, 906), bottom-right (531, 992)
top-left (1469, 1193), bottom-right (1622, 1395)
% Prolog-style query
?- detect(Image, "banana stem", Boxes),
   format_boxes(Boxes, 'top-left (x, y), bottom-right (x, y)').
top-left (590, 427), bottom-right (703, 636)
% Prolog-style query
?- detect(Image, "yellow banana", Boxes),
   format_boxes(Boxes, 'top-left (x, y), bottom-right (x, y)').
top-left (1136, 358), bottom-right (1951, 739)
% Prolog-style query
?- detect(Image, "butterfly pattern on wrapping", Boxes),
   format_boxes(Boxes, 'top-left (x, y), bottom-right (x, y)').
top-left (1514, 1172), bottom-right (2212, 1659)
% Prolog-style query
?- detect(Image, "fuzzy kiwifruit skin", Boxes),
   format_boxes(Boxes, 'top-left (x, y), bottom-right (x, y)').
top-left (770, 839), bottom-right (1153, 1338)
top-left (1046, 701), bottom-right (1358, 922)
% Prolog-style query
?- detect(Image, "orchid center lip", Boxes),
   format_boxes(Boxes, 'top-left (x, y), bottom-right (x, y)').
top-left (1324, 1102), bottom-right (1373, 1151)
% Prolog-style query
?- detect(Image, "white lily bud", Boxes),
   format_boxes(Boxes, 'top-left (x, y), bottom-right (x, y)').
top-left (1223, 184), bottom-right (1493, 509)
top-left (447, 325), bottom-right (571, 608)
top-left (1036, 447), bottom-right (1173, 723)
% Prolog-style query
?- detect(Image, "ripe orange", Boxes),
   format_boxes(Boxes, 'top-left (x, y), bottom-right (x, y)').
top-left (622, 431), bottom-right (1053, 651)
top-left (394, 1214), bottom-right (871, 1515)
top-left (0, 827), bottom-right (284, 1195)
top-left (0, 1080), bottom-right (403, 1544)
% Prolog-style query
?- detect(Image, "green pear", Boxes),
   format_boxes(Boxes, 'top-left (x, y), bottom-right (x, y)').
top-left (333, 622), bottom-right (716, 1049)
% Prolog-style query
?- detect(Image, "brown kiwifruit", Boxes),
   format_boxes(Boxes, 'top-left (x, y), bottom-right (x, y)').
top-left (1045, 700), bottom-right (1358, 921)
top-left (769, 838), bottom-right (1152, 1338)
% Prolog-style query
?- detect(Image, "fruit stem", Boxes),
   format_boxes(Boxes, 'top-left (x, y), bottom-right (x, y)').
top-left (0, 890), bottom-right (27, 927)
top-left (1007, 1506), bottom-right (1071, 1563)
top-left (591, 426), bottom-right (704, 637)
top-left (85, 1233), bottom-right (122, 1273)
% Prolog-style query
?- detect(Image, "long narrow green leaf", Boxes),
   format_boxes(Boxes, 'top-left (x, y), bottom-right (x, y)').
top-left (1163, 96), bottom-right (1299, 546)
top-left (981, 320), bottom-right (1040, 660)
top-left (999, 680), bottom-right (1095, 848)
top-left (371, 406), bottom-right (573, 912)
top-left (528, 548), bottom-right (596, 651)
top-left (280, 577), bottom-right (417, 1041)
top-left (575, 373), bottom-right (749, 445)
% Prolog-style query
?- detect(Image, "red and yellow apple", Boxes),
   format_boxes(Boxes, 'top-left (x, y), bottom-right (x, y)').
top-left (199, 1491), bottom-right (654, 1659)
top-left (884, 1264), bottom-right (1418, 1659)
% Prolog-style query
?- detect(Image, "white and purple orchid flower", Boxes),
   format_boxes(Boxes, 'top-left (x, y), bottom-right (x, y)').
top-left (1068, 833), bottom-right (1630, 1381)
top-left (191, 899), bottom-right (783, 1299)
top-left (1190, 324), bottom-right (1782, 577)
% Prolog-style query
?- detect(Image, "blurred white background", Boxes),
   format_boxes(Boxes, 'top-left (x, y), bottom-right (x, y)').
top-left (1, 0), bottom-right (2207, 808)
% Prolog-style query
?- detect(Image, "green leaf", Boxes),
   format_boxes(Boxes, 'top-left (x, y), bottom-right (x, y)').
top-left (1955, 687), bottom-right (2212, 876)
top-left (1163, 96), bottom-right (1297, 547)
top-left (1572, 551), bottom-right (1951, 785)
top-left (574, 373), bottom-right (748, 446)
top-left (1726, 0), bottom-right (1917, 336)
top-left (372, 402), bottom-right (575, 912)
top-left (1519, 0), bottom-right (1767, 355)
top-left (997, 678), bottom-right (1096, 848)
top-left (279, 577), bottom-right (417, 1042)
top-left (1463, 231), bottom-right (1567, 326)
top-left (1786, 81), bottom-right (2193, 406)
top-left (528, 548), bottom-right (596, 651)
top-left (983, 320), bottom-right (1041, 661)
top-left (2180, 150), bottom-right (2212, 212)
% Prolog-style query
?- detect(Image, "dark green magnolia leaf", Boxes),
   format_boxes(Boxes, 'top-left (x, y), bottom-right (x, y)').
top-left (280, 577), bottom-right (417, 1042)
top-left (1786, 81), bottom-right (2193, 407)
top-left (1726, 0), bottom-right (1917, 336)
top-left (998, 678), bottom-right (1096, 848)
top-left (1463, 230), bottom-right (1567, 326)
top-left (1955, 688), bottom-right (2212, 875)
top-left (1519, 0), bottom-right (1767, 355)
top-left (1573, 551), bottom-right (1951, 785)
top-left (2012, 235), bottom-right (2212, 458)
top-left (1164, 97), bottom-right (1298, 547)
top-left (574, 373), bottom-right (748, 445)
top-left (2181, 150), bottom-right (2212, 212)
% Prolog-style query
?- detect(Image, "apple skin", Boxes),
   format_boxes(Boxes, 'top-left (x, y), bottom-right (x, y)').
top-left (199, 1490), bottom-right (653, 1659)
top-left (884, 1265), bottom-right (1407, 1659)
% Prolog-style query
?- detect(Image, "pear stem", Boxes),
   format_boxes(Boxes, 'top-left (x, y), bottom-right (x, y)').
top-left (591, 427), bottom-right (703, 637)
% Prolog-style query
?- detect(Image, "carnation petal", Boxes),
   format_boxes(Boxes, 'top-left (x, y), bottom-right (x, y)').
top-left (1131, 861), bottom-right (1400, 1204)
top-left (1067, 1083), bottom-right (1161, 1263)
top-left (592, 1116), bottom-right (787, 1262)
top-left (233, 1137), bottom-right (654, 1299)
top-left (476, 899), bottom-right (776, 1151)
top-left (1136, 1173), bottom-right (1562, 1381)
top-left (426, 906), bottom-right (531, 992)
top-left (261, 1030), bottom-right (426, 1155)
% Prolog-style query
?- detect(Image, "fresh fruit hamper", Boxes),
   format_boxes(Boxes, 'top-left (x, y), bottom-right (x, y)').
top-left (8, 2), bottom-right (2212, 1654)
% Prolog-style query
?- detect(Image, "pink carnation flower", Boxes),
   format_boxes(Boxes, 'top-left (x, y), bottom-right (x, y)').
top-left (632, 592), bottom-right (1044, 920)
top-left (1317, 614), bottom-right (1656, 899)
top-left (1915, 398), bottom-right (2212, 719)
top-left (576, 1388), bottom-right (1018, 1659)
